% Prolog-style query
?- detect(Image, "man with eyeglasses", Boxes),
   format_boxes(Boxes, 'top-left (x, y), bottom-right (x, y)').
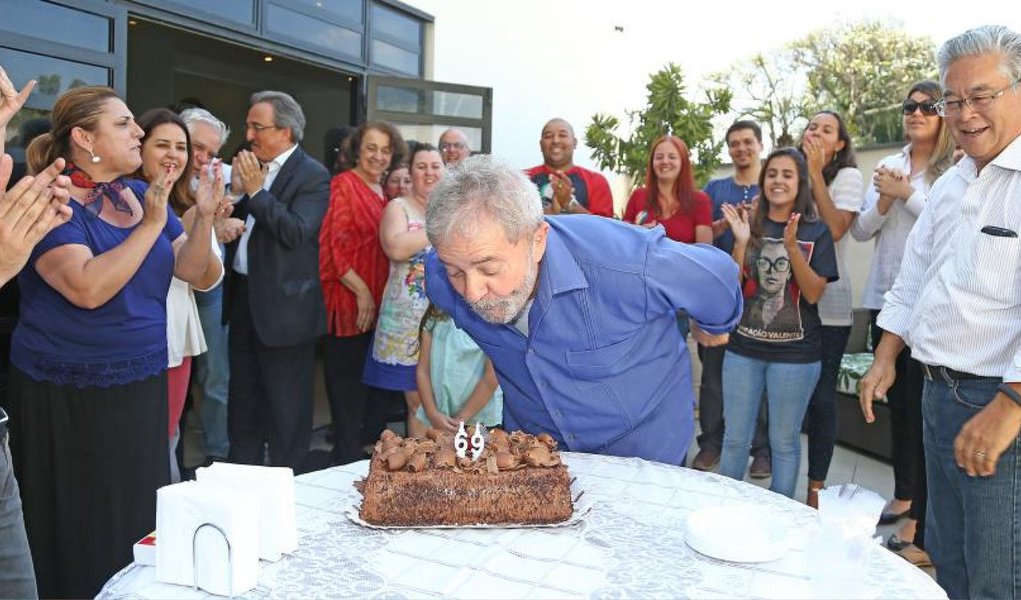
top-left (438, 128), bottom-right (471, 165)
top-left (224, 90), bottom-right (330, 472)
top-left (861, 25), bottom-right (1021, 599)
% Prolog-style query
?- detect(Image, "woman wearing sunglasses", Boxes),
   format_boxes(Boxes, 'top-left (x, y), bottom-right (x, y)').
top-left (852, 79), bottom-right (955, 565)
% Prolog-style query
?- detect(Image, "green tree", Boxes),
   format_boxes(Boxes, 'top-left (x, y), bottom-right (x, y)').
top-left (710, 49), bottom-right (809, 148)
top-left (791, 20), bottom-right (937, 145)
top-left (585, 63), bottom-right (732, 189)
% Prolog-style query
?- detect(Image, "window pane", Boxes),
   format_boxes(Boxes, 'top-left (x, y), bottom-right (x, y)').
top-left (288, 0), bottom-right (363, 24)
top-left (0, 48), bottom-right (109, 108)
top-left (267, 4), bottom-right (362, 58)
top-left (376, 85), bottom-right (423, 114)
top-left (371, 40), bottom-right (419, 76)
top-left (372, 4), bottom-right (420, 46)
top-left (0, 0), bottom-right (110, 52)
top-left (432, 90), bottom-right (483, 119)
top-left (397, 124), bottom-right (482, 152)
top-left (159, 0), bottom-right (255, 25)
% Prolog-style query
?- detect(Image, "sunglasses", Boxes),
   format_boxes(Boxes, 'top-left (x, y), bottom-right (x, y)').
top-left (902, 99), bottom-right (939, 116)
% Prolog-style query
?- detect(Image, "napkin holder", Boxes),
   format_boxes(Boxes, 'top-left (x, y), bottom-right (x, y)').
top-left (193, 523), bottom-right (232, 595)
top-left (196, 462), bottom-right (297, 561)
top-left (155, 481), bottom-right (261, 596)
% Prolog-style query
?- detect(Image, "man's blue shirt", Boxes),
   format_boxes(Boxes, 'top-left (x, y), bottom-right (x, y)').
top-left (425, 215), bottom-right (742, 464)
top-left (703, 177), bottom-right (760, 254)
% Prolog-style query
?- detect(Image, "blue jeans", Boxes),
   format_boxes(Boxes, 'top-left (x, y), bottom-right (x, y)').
top-left (720, 351), bottom-right (821, 498)
top-left (922, 376), bottom-right (1020, 599)
top-left (193, 284), bottom-right (230, 459)
top-left (0, 433), bottom-right (37, 599)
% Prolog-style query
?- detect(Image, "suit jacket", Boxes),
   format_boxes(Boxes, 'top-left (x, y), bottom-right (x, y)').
top-left (224, 147), bottom-right (330, 347)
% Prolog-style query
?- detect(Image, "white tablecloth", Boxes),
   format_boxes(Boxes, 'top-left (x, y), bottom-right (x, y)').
top-left (98, 452), bottom-right (946, 599)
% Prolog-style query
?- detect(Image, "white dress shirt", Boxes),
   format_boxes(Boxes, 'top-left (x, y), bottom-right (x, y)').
top-left (878, 134), bottom-right (1021, 381)
top-left (233, 144), bottom-right (298, 275)
top-left (817, 167), bottom-right (864, 326)
top-left (851, 145), bottom-right (930, 310)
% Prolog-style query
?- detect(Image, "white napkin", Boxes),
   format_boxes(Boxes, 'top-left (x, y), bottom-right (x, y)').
top-left (809, 484), bottom-right (886, 598)
top-left (196, 462), bottom-right (297, 561)
top-left (818, 483), bottom-right (886, 537)
top-left (155, 481), bottom-right (261, 596)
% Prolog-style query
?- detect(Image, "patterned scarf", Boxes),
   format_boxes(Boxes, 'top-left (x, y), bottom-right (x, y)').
top-left (62, 162), bottom-right (133, 217)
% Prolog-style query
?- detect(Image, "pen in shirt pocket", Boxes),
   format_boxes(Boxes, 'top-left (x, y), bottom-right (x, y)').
top-left (980, 225), bottom-right (1018, 238)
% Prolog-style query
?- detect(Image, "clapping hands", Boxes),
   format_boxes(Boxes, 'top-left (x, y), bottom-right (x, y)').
top-left (235, 150), bottom-right (268, 197)
top-left (0, 155), bottom-right (73, 283)
top-left (0, 67), bottom-right (34, 132)
top-left (721, 203), bottom-right (751, 244)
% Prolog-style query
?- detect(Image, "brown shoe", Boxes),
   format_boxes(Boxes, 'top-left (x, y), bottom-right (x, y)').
top-left (749, 455), bottom-right (772, 479)
top-left (897, 544), bottom-right (933, 568)
top-left (692, 448), bottom-right (720, 471)
top-left (807, 479), bottom-right (825, 509)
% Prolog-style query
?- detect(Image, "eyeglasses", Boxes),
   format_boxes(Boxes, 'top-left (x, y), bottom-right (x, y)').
top-left (935, 79), bottom-right (1021, 117)
top-left (246, 122), bottom-right (281, 133)
top-left (756, 255), bottom-right (791, 274)
top-left (439, 142), bottom-right (466, 151)
top-left (902, 99), bottom-right (939, 116)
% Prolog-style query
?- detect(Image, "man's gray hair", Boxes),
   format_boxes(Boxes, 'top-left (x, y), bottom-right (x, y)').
top-left (179, 107), bottom-right (231, 147)
top-left (427, 155), bottom-right (543, 247)
top-left (250, 90), bottom-right (305, 144)
top-left (938, 25), bottom-right (1021, 83)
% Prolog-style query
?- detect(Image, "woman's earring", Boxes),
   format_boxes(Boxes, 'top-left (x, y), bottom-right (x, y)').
top-left (89, 149), bottom-right (101, 164)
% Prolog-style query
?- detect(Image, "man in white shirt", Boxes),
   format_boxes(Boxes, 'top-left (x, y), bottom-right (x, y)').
top-left (860, 25), bottom-right (1021, 599)
top-left (224, 91), bottom-right (329, 472)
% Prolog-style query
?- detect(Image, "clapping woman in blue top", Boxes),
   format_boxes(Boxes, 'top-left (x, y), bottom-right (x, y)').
top-left (8, 86), bottom-right (221, 598)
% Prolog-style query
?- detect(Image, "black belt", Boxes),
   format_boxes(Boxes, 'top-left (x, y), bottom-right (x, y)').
top-left (920, 363), bottom-right (997, 382)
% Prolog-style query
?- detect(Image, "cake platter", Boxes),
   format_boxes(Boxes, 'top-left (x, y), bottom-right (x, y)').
top-left (346, 478), bottom-right (593, 529)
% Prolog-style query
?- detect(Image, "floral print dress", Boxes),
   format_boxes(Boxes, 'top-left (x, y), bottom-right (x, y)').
top-left (372, 197), bottom-right (430, 366)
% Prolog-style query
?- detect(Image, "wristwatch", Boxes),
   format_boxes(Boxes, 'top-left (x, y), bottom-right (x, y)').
top-left (568, 195), bottom-right (581, 212)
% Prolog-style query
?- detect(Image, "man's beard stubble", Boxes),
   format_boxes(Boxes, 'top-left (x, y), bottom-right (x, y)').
top-left (468, 252), bottom-right (538, 325)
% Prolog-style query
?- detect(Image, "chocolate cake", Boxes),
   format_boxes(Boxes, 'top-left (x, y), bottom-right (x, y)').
top-left (357, 428), bottom-right (574, 526)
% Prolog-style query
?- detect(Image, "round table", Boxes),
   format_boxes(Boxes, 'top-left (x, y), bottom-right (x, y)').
top-left (98, 452), bottom-right (946, 599)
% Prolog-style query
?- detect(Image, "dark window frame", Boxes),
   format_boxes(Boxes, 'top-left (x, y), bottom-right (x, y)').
top-left (0, 0), bottom-right (126, 104)
top-left (367, 75), bottom-right (492, 153)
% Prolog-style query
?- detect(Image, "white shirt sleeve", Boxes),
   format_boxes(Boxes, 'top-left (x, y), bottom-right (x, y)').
top-left (830, 167), bottom-right (864, 213)
top-left (876, 190), bottom-right (936, 337)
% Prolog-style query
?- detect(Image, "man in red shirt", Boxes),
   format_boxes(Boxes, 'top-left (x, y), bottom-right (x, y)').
top-left (526, 118), bottom-right (614, 217)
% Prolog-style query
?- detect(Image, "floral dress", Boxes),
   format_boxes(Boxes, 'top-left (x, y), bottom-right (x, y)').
top-left (372, 197), bottom-right (430, 366)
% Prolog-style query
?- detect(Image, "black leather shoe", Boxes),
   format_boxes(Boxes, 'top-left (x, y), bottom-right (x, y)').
top-left (879, 507), bottom-right (910, 524)
top-left (886, 533), bottom-right (911, 552)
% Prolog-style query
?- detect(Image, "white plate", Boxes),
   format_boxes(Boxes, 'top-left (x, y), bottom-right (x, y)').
top-left (685, 504), bottom-right (790, 563)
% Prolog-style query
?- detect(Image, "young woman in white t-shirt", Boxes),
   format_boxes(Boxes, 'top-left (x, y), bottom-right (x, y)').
top-left (799, 110), bottom-right (864, 508)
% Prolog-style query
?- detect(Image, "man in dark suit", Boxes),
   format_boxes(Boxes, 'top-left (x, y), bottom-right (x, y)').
top-left (225, 90), bottom-right (329, 470)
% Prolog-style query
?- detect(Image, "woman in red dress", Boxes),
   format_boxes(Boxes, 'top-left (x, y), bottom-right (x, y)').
top-left (319, 121), bottom-right (406, 464)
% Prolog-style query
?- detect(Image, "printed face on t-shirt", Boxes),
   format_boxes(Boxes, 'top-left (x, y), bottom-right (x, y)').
top-left (739, 237), bottom-right (815, 342)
